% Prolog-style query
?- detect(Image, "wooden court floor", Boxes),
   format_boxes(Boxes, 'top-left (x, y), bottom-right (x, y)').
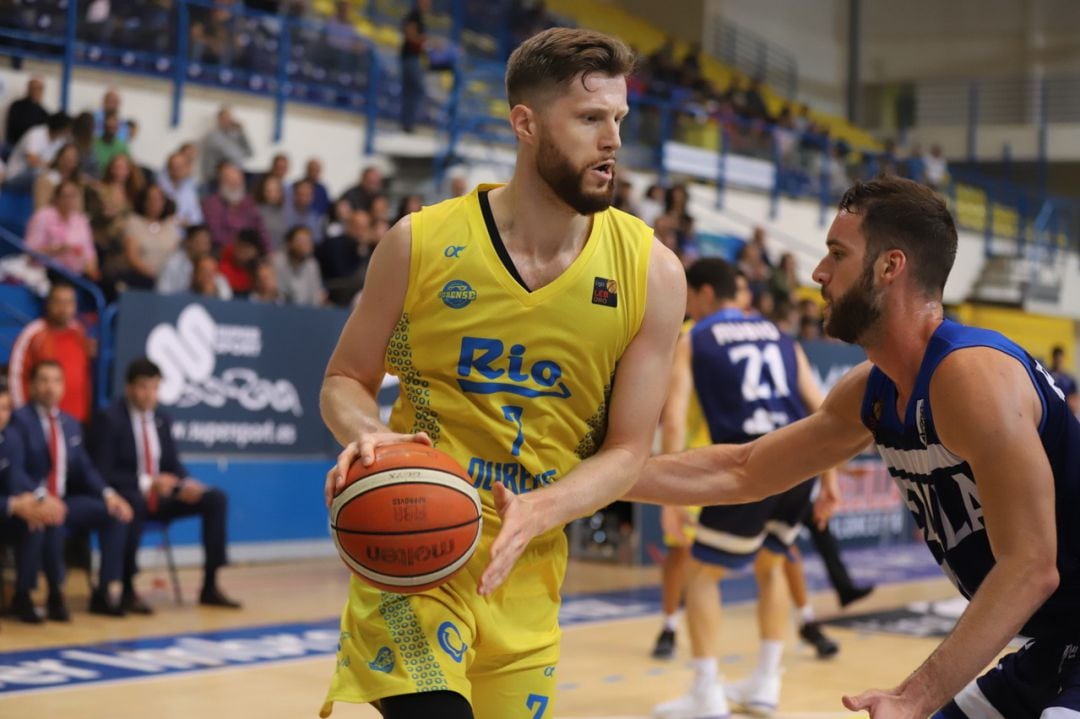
top-left (0, 557), bottom-right (961, 718)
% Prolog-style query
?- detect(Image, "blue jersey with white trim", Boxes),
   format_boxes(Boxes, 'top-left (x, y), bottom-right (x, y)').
top-left (860, 319), bottom-right (1080, 638)
top-left (690, 308), bottom-right (807, 445)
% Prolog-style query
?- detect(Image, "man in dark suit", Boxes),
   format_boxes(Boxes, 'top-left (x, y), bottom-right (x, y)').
top-left (8, 361), bottom-right (133, 621)
top-left (2, 380), bottom-right (68, 625)
top-left (93, 358), bottom-right (240, 611)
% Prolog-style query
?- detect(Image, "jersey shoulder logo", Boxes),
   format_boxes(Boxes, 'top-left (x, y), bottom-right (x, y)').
top-left (591, 277), bottom-right (618, 308)
top-left (916, 399), bottom-right (929, 446)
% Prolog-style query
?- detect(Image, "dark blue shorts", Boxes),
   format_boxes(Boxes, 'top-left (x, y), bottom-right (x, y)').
top-left (935, 638), bottom-right (1080, 718)
top-left (691, 478), bottom-right (815, 570)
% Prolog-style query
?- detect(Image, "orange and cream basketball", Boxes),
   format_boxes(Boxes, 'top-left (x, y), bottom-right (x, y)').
top-left (329, 443), bottom-right (482, 593)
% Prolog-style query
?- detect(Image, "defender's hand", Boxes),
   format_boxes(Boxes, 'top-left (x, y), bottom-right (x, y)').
top-left (478, 482), bottom-right (544, 596)
top-left (843, 686), bottom-right (929, 719)
top-left (324, 431), bottom-right (431, 507)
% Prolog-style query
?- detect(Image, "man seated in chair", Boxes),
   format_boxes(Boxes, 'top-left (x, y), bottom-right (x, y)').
top-left (92, 358), bottom-right (240, 612)
top-left (8, 361), bottom-right (133, 621)
top-left (1, 380), bottom-right (68, 624)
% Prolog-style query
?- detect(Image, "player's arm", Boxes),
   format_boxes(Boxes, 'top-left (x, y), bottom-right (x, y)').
top-left (658, 329), bottom-right (696, 536)
top-left (626, 362), bottom-right (873, 506)
top-left (845, 348), bottom-right (1060, 717)
top-left (659, 332), bottom-right (692, 455)
top-left (478, 238), bottom-right (686, 595)
top-left (320, 217), bottom-right (429, 505)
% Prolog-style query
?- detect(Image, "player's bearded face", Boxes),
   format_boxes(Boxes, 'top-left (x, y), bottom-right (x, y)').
top-left (536, 125), bottom-right (615, 215)
top-left (824, 258), bottom-right (883, 343)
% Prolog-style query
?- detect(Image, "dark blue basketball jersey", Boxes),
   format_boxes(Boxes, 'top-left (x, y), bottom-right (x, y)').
top-left (860, 319), bottom-right (1080, 639)
top-left (690, 308), bottom-right (807, 445)
top-left (1052, 369), bottom-right (1078, 400)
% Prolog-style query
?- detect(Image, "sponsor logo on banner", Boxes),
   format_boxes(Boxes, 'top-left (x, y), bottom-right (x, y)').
top-left (145, 304), bottom-right (303, 449)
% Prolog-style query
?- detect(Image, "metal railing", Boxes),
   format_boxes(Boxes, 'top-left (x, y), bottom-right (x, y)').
top-left (0, 0), bottom-right (387, 151)
top-left (710, 18), bottom-right (797, 98)
top-left (915, 74), bottom-right (1080, 128)
top-left (0, 225), bottom-right (108, 374)
top-left (0, 226), bottom-right (106, 319)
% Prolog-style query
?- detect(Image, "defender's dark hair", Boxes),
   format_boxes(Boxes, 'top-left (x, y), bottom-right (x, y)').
top-left (837, 176), bottom-right (957, 296)
top-left (686, 258), bottom-right (739, 302)
top-left (505, 27), bottom-right (636, 108)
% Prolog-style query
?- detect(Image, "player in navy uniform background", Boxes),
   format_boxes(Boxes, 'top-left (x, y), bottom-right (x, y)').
top-left (654, 258), bottom-right (840, 719)
top-left (630, 176), bottom-right (1080, 719)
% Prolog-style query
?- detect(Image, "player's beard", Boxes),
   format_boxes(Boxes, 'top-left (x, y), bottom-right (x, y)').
top-left (536, 128), bottom-right (615, 215)
top-left (824, 262), bottom-right (883, 344)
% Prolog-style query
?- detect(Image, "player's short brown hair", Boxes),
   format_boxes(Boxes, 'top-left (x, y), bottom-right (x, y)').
top-left (505, 28), bottom-right (636, 108)
top-left (838, 176), bottom-right (958, 297)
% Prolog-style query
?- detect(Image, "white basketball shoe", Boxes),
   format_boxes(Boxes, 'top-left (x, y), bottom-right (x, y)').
top-left (724, 673), bottom-right (781, 717)
top-left (653, 684), bottom-right (731, 719)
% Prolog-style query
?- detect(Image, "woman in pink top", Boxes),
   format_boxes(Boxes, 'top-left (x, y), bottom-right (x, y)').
top-left (24, 179), bottom-right (101, 280)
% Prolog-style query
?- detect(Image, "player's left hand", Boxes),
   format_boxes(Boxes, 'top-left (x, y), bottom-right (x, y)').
top-left (813, 481), bottom-right (841, 530)
top-left (842, 687), bottom-right (929, 718)
top-left (477, 482), bottom-right (544, 596)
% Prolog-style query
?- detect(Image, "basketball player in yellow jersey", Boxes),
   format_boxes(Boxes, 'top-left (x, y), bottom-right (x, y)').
top-left (318, 28), bottom-right (685, 719)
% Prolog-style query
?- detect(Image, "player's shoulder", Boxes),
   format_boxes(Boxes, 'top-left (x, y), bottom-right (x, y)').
top-left (646, 236), bottom-right (685, 286)
top-left (602, 204), bottom-right (654, 234)
top-left (405, 190), bottom-right (480, 249)
top-left (822, 361), bottom-right (874, 416)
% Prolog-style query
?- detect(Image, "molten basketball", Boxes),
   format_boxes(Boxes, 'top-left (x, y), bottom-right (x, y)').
top-left (330, 442), bottom-right (482, 593)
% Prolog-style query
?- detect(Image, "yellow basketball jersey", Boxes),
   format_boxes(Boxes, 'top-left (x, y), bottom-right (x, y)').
top-left (386, 184), bottom-right (652, 541)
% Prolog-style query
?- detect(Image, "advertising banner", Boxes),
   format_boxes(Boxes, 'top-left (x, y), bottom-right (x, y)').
top-left (113, 292), bottom-right (348, 456)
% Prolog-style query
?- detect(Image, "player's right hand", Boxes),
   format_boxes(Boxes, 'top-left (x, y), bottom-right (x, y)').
top-left (324, 431), bottom-right (432, 507)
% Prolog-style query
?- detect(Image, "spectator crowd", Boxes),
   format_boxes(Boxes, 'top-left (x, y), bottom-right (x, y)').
top-left (1, 79), bottom-right (413, 310)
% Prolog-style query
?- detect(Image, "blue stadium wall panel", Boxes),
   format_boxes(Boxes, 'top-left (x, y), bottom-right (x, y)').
top-left (147, 458), bottom-right (335, 561)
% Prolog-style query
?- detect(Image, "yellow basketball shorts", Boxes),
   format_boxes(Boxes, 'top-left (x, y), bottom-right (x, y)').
top-left (662, 506), bottom-right (701, 548)
top-left (321, 532), bottom-right (567, 718)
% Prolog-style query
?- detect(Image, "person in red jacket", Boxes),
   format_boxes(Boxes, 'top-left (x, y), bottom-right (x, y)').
top-left (9, 283), bottom-right (93, 423)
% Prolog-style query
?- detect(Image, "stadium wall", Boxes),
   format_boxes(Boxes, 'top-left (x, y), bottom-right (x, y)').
top-left (860, 0), bottom-right (1080, 83)
top-left (704, 0), bottom-right (847, 115)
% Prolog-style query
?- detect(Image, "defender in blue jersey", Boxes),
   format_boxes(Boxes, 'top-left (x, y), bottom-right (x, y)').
top-left (654, 259), bottom-right (841, 719)
top-left (630, 176), bottom-right (1080, 719)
